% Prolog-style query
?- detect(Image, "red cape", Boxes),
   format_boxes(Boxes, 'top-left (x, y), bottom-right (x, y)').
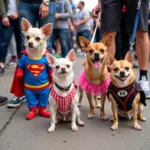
top-left (10, 50), bottom-right (50, 97)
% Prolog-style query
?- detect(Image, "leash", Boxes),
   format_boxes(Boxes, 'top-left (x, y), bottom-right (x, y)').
top-left (129, 0), bottom-right (141, 54)
top-left (91, 12), bottom-right (101, 43)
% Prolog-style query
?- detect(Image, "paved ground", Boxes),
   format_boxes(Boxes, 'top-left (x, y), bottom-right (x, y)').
top-left (0, 57), bottom-right (150, 150)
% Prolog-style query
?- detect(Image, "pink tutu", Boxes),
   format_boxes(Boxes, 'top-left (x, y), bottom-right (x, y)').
top-left (78, 70), bottom-right (111, 96)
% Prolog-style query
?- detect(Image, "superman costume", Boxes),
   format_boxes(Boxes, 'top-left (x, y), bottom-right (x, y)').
top-left (10, 50), bottom-right (53, 120)
top-left (107, 81), bottom-right (146, 111)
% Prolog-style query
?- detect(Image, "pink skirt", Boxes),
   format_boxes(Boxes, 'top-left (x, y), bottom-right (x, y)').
top-left (78, 70), bottom-right (110, 96)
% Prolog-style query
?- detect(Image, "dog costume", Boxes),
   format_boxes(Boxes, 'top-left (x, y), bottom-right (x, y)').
top-left (107, 81), bottom-right (147, 111)
top-left (10, 50), bottom-right (53, 119)
top-left (78, 70), bottom-right (110, 96)
top-left (50, 82), bottom-right (77, 112)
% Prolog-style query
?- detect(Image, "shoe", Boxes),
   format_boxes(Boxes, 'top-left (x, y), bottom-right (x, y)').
top-left (0, 96), bottom-right (8, 106)
top-left (53, 53), bottom-right (61, 58)
top-left (38, 106), bottom-right (51, 118)
top-left (7, 59), bottom-right (17, 68)
top-left (7, 96), bottom-right (26, 108)
top-left (139, 76), bottom-right (150, 99)
top-left (26, 107), bottom-right (37, 120)
top-left (0, 65), bottom-right (5, 74)
top-left (133, 62), bottom-right (138, 69)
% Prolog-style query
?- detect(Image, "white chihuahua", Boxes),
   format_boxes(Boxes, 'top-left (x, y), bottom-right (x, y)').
top-left (46, 49), bottom-right (84, 132)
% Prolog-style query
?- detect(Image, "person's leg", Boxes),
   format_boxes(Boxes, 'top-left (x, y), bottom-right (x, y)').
top-left (13, 18), bottom-right (23, 57)
top-left (101, 0), bottom-right (122, 56)
top-left (38, 2), bottom-right (56, 52)
top-left (19, 1), bottom-right (37, 50)
top-left (0, 18), bottom-right (13, 73)
top-left (126, 0), bottom-right (150, 98)
top-left (57, 29), bottom-right (69, 57)
top-left (37, 88), bottom-right (51, 118)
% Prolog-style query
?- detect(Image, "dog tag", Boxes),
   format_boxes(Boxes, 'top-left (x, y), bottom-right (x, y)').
top-left (117, 90), bottom-right (128, 97)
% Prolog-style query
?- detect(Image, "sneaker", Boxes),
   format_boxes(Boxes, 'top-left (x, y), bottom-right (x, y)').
top-left (0, 96), bottom-right (8, 106)
top-left (0, 64), bottom-right (5, 74)
top-left (7, 96), bottom-right (26, 108)
top-left (7, 57), bottom-right (17, 67)
top-left (139, 76), bottom-right (150, 99)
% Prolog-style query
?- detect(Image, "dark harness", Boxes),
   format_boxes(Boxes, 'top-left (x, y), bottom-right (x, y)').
top-left (107, 81), bottom-right (146, 111)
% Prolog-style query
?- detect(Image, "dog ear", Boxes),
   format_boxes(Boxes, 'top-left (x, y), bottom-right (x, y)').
top-left (41, 23), bottom-right (52, 38)
top-left (46, 53), bottom-right (56, 66)
top-left (107, 53), bottom-right (116, 70)
top-left (22, 18), bottom-right (32, 33)
top-left (124, 51), bottom-right (134, 64)
top-left (66, 49), bottom-right (76, 62)
top-left (79, 36), bottom-right (90, 51)
top-left (102, 34), bottom-right (113, 48)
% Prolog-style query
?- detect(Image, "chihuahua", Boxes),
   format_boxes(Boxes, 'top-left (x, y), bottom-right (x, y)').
top-left (46, 49), bottom-right (84, 132)
top-left (78, 35), bottom-right (112, 120)
top-left (107, 52), bottom-right (146, 131)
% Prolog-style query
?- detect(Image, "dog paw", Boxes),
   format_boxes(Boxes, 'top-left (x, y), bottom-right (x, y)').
top-left (88, 114), bottom-right (94, 119)
top-left (78, 120), bottom-right (84, 126)
top-left (96, 103), bottom-right (101, 108)
top-left (100, 115), bottom-right (108, 121)
top-left (48, 126), bottom-right (55, 133)
top-left (71, 125), bottom-right (78, 132)
top-left (139, 117), bottom-right (146, 122)
top-left (111, 124), bottom-right (118, 130)
top-left (133, 124), bottom-right (142, 131)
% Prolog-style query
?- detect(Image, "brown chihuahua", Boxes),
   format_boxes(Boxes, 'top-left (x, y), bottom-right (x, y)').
top-left (78, 35), bottom-right (112, 120)
top-left (107, 52), bottom-right (146, 131)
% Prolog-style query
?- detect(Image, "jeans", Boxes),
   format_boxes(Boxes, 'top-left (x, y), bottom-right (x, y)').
top-left (76, 29), bottom-right (90, 48)
top-left (19, 1), bottom-right (56, 52)
top-left (0, 18), bottom-right (22, 63)
top-left (53, 29), bottom-right (69, 57)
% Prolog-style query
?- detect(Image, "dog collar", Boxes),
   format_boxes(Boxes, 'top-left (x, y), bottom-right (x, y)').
top-left (55, 82), bottom-right (72, 91)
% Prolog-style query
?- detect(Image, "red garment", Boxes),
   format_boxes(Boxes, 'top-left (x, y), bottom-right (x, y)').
top-left (50, 82), bottom-right (77, 112)
top-left (10, 50), bottom-right (51, 97)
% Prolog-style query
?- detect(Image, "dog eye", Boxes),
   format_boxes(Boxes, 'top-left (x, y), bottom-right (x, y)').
top-left (89, 49), bottom-right (94, 54)
top-left (66, 64), bottom-right (70, 68)
top-left (114, 67), bottom-right (119, 72)
top-left (26, 35), bottom-right (30, 40)
top-left (35, 37), bottom-right (40, 41)
top-left (99, 48), bottom-right (104, 53)
top-left (125, 66), bottom-right (129, 71)
top-left (56, 65), bottom-right (60, 69)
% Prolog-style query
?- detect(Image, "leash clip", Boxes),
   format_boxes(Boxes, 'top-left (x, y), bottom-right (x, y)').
top-left (137, 0), bottom-right (141, 10)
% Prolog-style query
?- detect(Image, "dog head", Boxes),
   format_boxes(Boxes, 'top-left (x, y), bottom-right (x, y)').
top-left (79, 35), bottom-right (112, 69)
top-left (21, 18), bottom-right (52, 56)
top-left (46, 49), bottom-right (76, 80)
top-left (108, 52), bottom-right (135, 87)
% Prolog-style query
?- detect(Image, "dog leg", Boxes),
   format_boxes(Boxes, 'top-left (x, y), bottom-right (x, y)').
top-left (110, 98), bottom-right (118, 130)
top-left (78, 87), bottom-right (83, 106)
top-left (100, 93), bottom-right (107, 120)
top-left (138, 103), bottom-right (146, 122)
top-left (133, 100), bottom-right (141, 131)
top-left (48, 106), bottom-right (56, 133)
top-left (76, 107), bottom-right (84, 126)
top-left (71, 106), bottom-right (78, 132)
top-left (86, 92), bottom-right (94, 119)
top-left (94, 96), bottom-right (101, 108)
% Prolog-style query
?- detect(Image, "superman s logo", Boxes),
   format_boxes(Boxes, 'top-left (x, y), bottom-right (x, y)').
top-left (27, 64), bottom-right (45, 77)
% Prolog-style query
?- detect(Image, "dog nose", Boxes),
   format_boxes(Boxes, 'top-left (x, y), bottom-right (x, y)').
top-left (120, 71), bottom-right (125, 76)
top-left (61, 67), bottom-right (66, 72)
top-left (28, 42), bottom-right (33, 47)
top-left (94, 53), bottom-right (99, 58)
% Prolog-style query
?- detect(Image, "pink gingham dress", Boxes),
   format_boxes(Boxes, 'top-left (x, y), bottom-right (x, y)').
top-left (50, 82), bottom-right (77, 112)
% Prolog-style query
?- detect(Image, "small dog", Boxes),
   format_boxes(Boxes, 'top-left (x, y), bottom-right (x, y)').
top-left (107, 52), bottom-right (146, 131)
top-left (10, 18), bottom-right (53, 120)
top-left (46, 49), bottom-right (84, 132)
top-left (78, 35), bottom-right (112, 120)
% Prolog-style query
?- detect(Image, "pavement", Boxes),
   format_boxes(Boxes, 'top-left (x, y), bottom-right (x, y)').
top-left (0, 57), bottom-right (150, 150)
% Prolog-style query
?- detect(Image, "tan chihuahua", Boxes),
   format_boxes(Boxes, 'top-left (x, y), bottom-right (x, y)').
top-left (78, 35), bottom-right (112, 120)
top-left (107, 52), bottom-right (146, 131)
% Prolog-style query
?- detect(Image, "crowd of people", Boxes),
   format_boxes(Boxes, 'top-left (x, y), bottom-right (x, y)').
top-left (0, 0), bottom-right (150, 107)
